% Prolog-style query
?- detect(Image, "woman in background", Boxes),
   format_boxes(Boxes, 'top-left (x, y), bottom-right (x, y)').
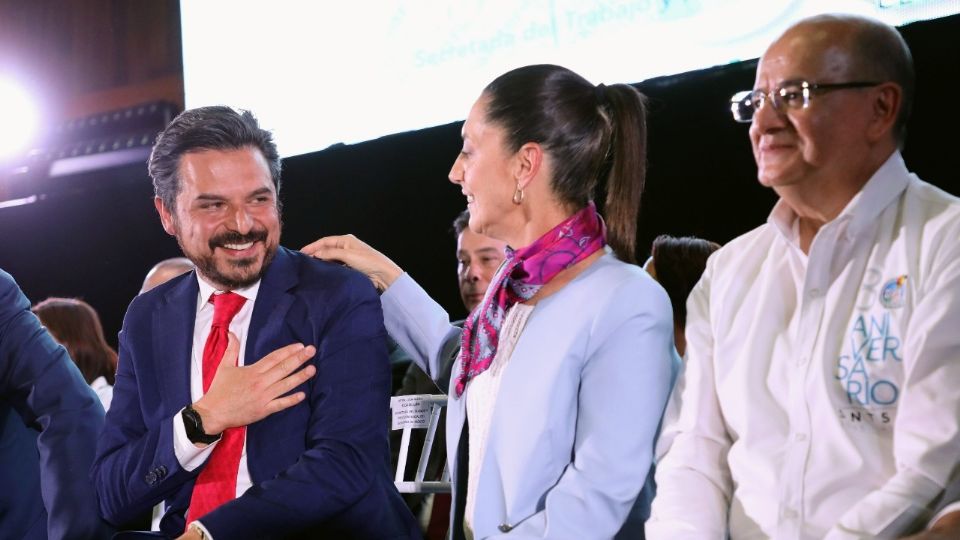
top-left (642, 234), bottom-right (720, 461)
top-left (305, 64), bottom-right (674, 539)
top-left (643, 234), bottom-right (720, 357)
top-left (33, 297), bottom-right (116, 411)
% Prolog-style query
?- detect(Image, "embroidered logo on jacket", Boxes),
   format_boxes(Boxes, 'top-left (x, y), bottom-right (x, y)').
top-left (836, 313), bottom-right (902, 403)
top-left (835, 269), bottom-right (906, 429)
top-left (879, 275), bottom-right (908, 309)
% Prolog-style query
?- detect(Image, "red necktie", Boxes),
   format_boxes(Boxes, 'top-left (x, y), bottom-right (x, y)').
top-left (187, 291), bottom-right (247, 523)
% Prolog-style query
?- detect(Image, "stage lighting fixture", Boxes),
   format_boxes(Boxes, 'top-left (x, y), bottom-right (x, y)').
top-left (0, 78), bottom-right (39, 161)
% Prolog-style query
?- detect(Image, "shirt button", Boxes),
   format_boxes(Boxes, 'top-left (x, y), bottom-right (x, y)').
top-left (794, 433), bottom-right (807, 442)
top-left (808, 288), bottom-right (822, 298)
top-left (498, 523), bottom-right (513, 532)
top-left (782, 508), bottom-right (798, 519)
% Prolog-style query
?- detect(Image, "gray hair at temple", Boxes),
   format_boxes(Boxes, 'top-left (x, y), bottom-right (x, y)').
top-left (793, 14), bottom-right (915, 147)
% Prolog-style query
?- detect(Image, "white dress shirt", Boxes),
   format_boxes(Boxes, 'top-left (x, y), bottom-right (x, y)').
top-left (89, 375), bottom-right (114, 412)
top-left (648, 152), bottom-right (960, 539)
top-left (170, 276), bottom-right (261, 531)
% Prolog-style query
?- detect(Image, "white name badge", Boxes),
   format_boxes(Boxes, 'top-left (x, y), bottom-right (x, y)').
top-left (390, 395), bottom-right (432, 430)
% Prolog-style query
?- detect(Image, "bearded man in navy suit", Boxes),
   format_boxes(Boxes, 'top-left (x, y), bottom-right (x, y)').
top-left (92, 106), bottom-right (419, 540)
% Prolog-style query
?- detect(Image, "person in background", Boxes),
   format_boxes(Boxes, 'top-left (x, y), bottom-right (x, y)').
top-left (648, 14), bottom-right (960, 539)
top-left (0, 269), bottom-right (113, 539)
top-left (33, 297), bottom-right (117, 411)
top-left (641, 234), bottom-right (720, 461)
top-left (305, 63), bottom-right (675, 539)
top-left (642, 234), bottom-right (720, 357)
top-left (141, 257), bottom-right (195, 294)
top-left (397, 208), bottom-right (508, 397)
top-left (452, 209), bottom-right (509, 320)
top-left (390, 208), bottom-right (507, 538)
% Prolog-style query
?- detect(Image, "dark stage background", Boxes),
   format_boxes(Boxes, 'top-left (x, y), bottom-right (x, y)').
top-left (1, 14), bottom-right (957, 346)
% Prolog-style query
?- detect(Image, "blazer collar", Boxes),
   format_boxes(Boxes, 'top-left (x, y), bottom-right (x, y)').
top-left (150, 247), bottom-right (300, 408)
top-left (153, 271), bottom-right (200, 409)
top-left (246, 246), bottom-right (299, 365)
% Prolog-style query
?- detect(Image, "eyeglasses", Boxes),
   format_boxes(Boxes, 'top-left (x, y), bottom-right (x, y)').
top-left (730, 80), bottom-right (882, 123)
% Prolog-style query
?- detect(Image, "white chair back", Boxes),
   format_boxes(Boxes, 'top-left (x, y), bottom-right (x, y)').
top-left (390, 394), bottom-right (451, 494)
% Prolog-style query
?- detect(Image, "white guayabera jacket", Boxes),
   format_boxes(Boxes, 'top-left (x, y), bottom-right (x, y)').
top-left (648, 152), bottom-right (960, 540)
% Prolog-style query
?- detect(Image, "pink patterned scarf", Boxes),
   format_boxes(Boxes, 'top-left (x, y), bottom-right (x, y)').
top-left (455, 202), bottom-right (606, 396)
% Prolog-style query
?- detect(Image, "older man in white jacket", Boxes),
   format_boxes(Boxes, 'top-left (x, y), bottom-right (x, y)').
top-left (648, 14), bottom-right (960, 540)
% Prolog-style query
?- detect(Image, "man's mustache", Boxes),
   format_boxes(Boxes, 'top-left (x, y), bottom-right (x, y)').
top-left (208, 229), bottom-right (268, 250)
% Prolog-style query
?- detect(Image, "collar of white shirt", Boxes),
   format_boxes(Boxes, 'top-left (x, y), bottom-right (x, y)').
top-left (195, 274), bottom-right (261, 313)
top-left (766, 150), bottom-right (910, 250)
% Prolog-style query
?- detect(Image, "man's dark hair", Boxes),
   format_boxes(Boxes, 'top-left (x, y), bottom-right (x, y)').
top-left (651, 235), bottom-right (721, 329)
top-left (452, 209), bottom-right (471, 236)
top-left (148, 106), bottom-right (282, 212)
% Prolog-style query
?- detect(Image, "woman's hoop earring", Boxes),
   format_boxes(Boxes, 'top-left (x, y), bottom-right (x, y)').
top-left (512, 184), bottom-right (524, 205)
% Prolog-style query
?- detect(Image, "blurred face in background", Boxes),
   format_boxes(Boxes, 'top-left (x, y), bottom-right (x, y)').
top-left (140, 258), bottom-right (195, 294)
top-left (456, 227), bottom-right (507, 313)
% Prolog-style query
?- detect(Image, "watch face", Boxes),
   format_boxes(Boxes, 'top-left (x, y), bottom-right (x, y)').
top-left (182, 409), bottom-right (194, 428)
top-left (183, 407), bottom-right (199, 429)
top-left (183, 407), bottom-right (217, 443)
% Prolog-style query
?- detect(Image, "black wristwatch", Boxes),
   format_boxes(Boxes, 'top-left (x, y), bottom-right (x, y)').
top-left (182, 405), bottom-right (221, 445)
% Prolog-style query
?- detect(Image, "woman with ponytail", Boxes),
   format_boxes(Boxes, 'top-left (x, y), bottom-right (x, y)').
top-left (304, 64), bottom-right (675, 539)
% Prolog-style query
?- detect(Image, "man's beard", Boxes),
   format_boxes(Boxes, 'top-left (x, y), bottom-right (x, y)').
top-left (178, 228), bottom-right (277, 290)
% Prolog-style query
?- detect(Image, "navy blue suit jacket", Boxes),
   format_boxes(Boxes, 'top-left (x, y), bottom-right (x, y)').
top-left (93, 248), bottom-right (419, 539)
top-left (0, 269), bottom-right (112, 540)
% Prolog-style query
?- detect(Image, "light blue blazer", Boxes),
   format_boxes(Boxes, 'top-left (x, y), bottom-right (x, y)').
top-left (381, 252), bottom-right (676, 539)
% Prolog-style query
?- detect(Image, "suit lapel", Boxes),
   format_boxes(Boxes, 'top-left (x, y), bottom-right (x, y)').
top-left (245, 248), bottom-right (298, 483)
top-left (246, 247), bottom-right (298, 367)
top-left (153, 272), bottom-right (199, 412)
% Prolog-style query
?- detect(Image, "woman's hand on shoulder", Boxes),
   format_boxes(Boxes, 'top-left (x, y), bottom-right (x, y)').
top-left (301, 234), bottom-right (403, 292)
